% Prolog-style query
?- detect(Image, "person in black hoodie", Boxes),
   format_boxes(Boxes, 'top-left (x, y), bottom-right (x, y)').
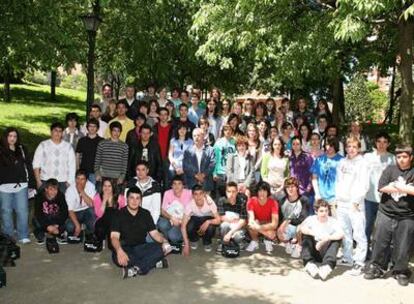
top-left (0, 127), bottom-right (34, 244)
top-left (33, 179), bottom-right (68, 245)
top-left (128, 124), bottom-right (162, 182)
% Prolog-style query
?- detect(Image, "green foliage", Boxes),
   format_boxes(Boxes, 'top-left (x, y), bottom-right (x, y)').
top-left (24, 71), bottom-right (49, 85)
top-left (366, 81), bottom-right (388, 122)
top-left (0, 83), bottom-right (85, 152)
top-left (60, 73), bottom-right (87, 92)
top-left (344, 73), bottom-right (375, 122)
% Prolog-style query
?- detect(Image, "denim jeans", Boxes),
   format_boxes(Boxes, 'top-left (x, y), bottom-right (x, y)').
top-left (66, 208), bottom-right (96, 235)
top-left (187, 216), bottom-right (216, 245)
top-left (157, 217), bottom-right (183, 243)
top-left (220, 222), bottom-right (245, 244)
top-left (112, 242), bottom-right (164, 275)
top-left (32, 218), bottom-right (65, 240)
top-left (337, 205), bottom-right (367, 266)
top-left (0, 187), bottom-right (29, 240)
top-left (87, 173), bottom-right (97, 186)
top-left (364, 199), bottom-right (379, 243)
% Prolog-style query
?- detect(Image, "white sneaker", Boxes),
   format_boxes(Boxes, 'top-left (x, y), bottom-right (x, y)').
top-left (245, 240), bottom-right (259, 252)
top-left (291, 244), bottom-right (302, 259)
top-left (348, 264), bottom-right (363, 276)
top-left (319, 265), bottom-right (333, 281)
top-left (305, 262), bottom-right (319, 278)
top-left (338, 259), bottom-right (353, 267)
top-left (19, 238), bottom-right (31, 244)
top-left (263, 240), bottom-right (273, 254)
top-left (285, 242), bottom-right (293, 255)
top-left (204, 244), bottom-right (213, 252)
top-left (190, 242), bottom-right (198, 250)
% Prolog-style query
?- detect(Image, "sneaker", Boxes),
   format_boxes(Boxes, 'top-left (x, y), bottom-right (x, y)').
top-left (190, 242), bottom-right (198, 250)
top-left (204, 244), bottom-right (213, 252)
top-left (291, 244), bottom-right (302, 259)
top-left (216, 243), bottom-right (223, 254)
top-left (155, 258), bottom-right (169, 269)
top-left (67, 235), bottom-right (81, 244)
top-left (364, 265), bottom-right (385, 280)
top-left (394, 273), bottom-right (410, 287)
top-left (348, 264), bottom-right (364, 276)
top-left (285, 243), bottom-right (293, 255)
top-left (121, 266), bottom-right (138, 279)
top-left (57, 235), bottom-right (68, 245)
top-left (245, 240), bottom-right (259, 252)
top-left (338, 259), bottom-right (353, 267)
top-left (36, 237), bottom-right (45, 245)
top-left (19, 238), bottom-right (31, 244)
top-left (319, 265), bottom-right (333, 281)
top-left (305, 262), bottom-right (319, 278)
top-left (263, 240), bottom-right (273, 254)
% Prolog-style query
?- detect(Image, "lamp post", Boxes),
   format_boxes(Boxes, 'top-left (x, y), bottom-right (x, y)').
top-left (81, 11), bottom-right (102, 118)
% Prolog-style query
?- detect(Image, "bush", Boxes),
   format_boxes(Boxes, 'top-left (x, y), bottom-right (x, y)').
top-left (345, 73), bottom-right (376, 123)
top-left (24, 70), bottom-right (49, 85)
top-left (60, 73), bottom-right (87, 91)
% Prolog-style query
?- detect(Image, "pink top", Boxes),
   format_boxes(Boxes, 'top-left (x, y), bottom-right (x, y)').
top-left (161, 189), bottom-right (192, 211)
top-left (185, 195), bottom-right (218, 217)
top-left (93, 193), bottom-right (126, 219)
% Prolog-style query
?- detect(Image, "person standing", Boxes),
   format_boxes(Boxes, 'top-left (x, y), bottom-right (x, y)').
top-left (105, 100), bottom-right (135, 142)
top-left (0, 127), bottom-right (34, 243)
top-left (33, 122), bottom-right (76, 193)
top-left (364, 144), bottom-right (414, 286)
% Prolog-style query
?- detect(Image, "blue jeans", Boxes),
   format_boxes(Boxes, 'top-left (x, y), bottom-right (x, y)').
top-left (112, 242), bottom-right (164, 275)
top-left (0, 187), bottom-right (29, 240)
top-left (365, 199), bottom-right (379, 243)
top-left (66, 208), bottom-right (96, 235)
top-left (88, 173), bottom-right (96, 186)
top-left (157, 217), bottom-right (183, 243)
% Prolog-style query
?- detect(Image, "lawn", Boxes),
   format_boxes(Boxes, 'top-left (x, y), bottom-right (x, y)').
top-left (0, 83), bottom-right (87, 153)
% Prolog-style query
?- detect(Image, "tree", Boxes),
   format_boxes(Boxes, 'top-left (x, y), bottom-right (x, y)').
top-left (332, 0), bottom-right (414, 144)
top-left (344, 73), bottom-right (375, 122)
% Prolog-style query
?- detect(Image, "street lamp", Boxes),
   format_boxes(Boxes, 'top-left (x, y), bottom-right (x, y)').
top-left (81, 12), bottom-right (102, 118)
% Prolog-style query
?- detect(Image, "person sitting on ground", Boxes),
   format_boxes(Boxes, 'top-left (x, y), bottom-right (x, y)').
top-left (33, 178), bottom-right (68, 246)
top-left (157, 175), bottom-right (192, 247)
top-left (181, 185), bottom-right (221, 255)
top-left (65, 170), bottom-right (96, 242)
top-left (300, 199), bottom-right (344, 281)
top-left (126, 161), bottom-right (162, 233)
top-left (245, 181), bottom-right (279, 254)
top-left (93, 179), bottom-right (126, 246)
top-left (110, 187), bottom-right (171, 279)
top-left (364, 144), bottom-right (414, 287)
top-left (277, 177), bottom-right (309, 259)
top-left (216, 182), bottom-right (247, 253)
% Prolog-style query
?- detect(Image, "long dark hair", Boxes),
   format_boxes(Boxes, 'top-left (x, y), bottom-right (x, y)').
top-left (206, 98), bottom-right (220, 119)
top-left (99, 179), bottom-right (119, 209)
top-left (0, 127), bottom-right (23, 165)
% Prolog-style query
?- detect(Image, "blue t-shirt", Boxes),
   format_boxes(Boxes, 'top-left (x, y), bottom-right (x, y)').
top-left (310, 153), bottom-right (343, 202)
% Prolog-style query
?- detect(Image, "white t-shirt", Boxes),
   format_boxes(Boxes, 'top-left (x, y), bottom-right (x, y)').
top-left (302, 215), bottom-right (343, 241)
top-left (65, 181), bottom-right (96, 212)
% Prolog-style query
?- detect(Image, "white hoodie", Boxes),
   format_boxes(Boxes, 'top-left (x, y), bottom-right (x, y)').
top-left (335, 154), bottom-right (369, 207)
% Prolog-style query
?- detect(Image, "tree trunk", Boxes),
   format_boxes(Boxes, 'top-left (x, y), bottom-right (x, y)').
top-left (50, 70), bottom-right (57, 101)
top-left (2, 64), bottom-right (11, 102)
top-left (384, 63), bottom-right (396, 124)
top-left (331, 75), bottom-right (345, 125)
top-left (397, 17), bottom-right (414, 145)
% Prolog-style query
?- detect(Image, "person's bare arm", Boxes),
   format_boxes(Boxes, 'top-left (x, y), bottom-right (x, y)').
top-left (68, 211), bottom-right (81, 236)
top-left (110, 232), bottom-right (129, 266)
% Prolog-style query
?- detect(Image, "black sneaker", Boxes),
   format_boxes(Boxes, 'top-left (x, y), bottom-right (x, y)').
top-left (57, 233), bottom-right (68, 245)
top-left (121, 266), bottom-right (138, 279)
top-left (36, 237), bottom-right (45, 245)
top-left (155, 258), bottom-right (169, 269)
top-left (394, 273), bottom-right (410, 287)
top-left (364, 265), bottom-right (385, 280)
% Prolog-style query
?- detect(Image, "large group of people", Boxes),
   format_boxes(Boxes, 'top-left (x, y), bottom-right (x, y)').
top-left (0, 84), bottom-right (413, 286)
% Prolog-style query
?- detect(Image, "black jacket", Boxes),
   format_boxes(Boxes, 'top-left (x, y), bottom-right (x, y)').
top-left (34, 190), bottom-right (68, 229)
top-left (128, 139), bottom-right (162, 182)
top-left (0, 145), bottom-right (35, 188)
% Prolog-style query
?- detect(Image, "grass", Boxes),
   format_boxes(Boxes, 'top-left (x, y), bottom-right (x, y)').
top-left (0, 83), bottom-right (86, 153)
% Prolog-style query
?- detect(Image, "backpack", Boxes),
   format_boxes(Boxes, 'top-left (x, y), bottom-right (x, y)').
top-left (222, 240), bottom-right (240, 258)
top-left (84, 234), bottom-right (103, 253)
top-left (46, 238), bottom-right (59, 254)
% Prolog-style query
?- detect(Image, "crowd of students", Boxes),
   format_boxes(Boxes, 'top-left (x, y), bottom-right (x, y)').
top-left (0, 84), bottom-right (413, 286)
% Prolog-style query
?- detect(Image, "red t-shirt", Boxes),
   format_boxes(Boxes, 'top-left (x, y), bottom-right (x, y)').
top-left (157, 124), bottom-right (171, 160)
top-left (247, 197), bottom-right (279, 222)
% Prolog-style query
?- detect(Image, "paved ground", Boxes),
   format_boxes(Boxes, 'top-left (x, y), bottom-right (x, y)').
top-left (1, 241), bottom-right (413, 304)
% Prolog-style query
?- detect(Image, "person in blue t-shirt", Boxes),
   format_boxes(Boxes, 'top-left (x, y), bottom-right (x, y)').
top-left (310, 137), bottom-right (343, 216)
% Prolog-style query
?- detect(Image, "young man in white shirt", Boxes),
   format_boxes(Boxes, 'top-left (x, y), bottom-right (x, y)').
top-left (33, 122), bottom-right (76, 193)
top-left (65, 170), bottom-right (96, 242)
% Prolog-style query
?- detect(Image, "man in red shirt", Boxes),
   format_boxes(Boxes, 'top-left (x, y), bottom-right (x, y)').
top-left (153, 107), bottom-right (173, 190)
top-left (246, 181), bottom-right (279, 254)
